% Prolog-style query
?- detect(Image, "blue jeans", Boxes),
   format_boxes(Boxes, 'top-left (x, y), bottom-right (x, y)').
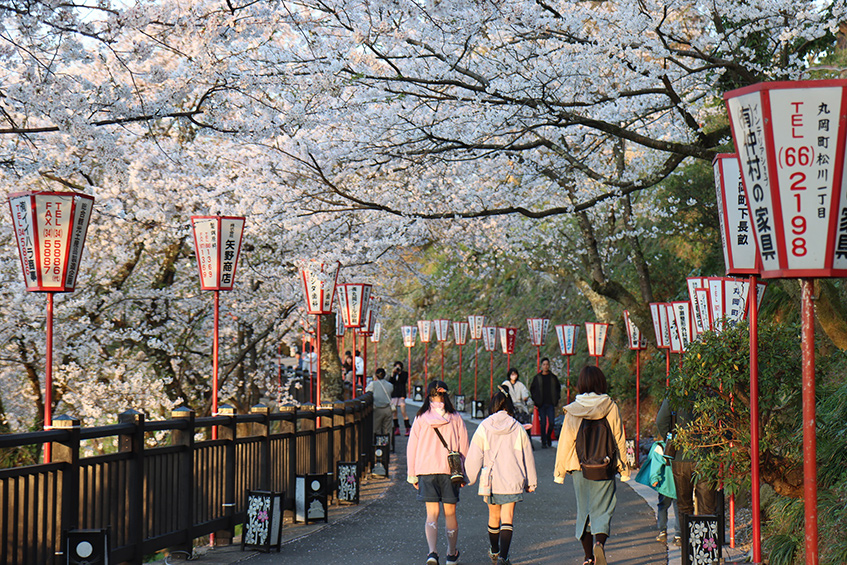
top-left (658, 494), bottom-right (679, 535)
top-left (538, 404), bottom-right (556, 446)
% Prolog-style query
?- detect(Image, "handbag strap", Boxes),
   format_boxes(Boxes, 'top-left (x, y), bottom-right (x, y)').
top-left (433, 427), bottom-right (452, 451)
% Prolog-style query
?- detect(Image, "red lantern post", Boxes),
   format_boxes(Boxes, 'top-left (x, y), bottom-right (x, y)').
top-left (527, 318), bottom-right (549, 372)
top-left (723, 80), bottom-right (847, 564)
top-left (359, 294), bottom-right (380, 389)
top-left (623, 311), bottom-right (647, 466)
top-left (555, 324), bottom-right (579, 403)
top-left (401, 325), bottom-right (418, 396)
top-left (453, 321), bottom-right (469, 394)
top-left (584, 322), bottom-right (609, 367)
top-left (299, 260), bottom-right (341, 407)
top-left (338, 283), bottom-right (372, 397)
top-left (9, 191), bottom-right (95, 462)
top-left (434, 319), bottom-right (450, 381)
top-left (417, 320), bottom-right (433, 390)
top-left (482, 326), bottom-right (498, 398)
top-left (468, 315), bottom-right (485, 401)
top-left (370, 322), bottom-right (382, 369)
top-left (190, 216), bottom-right (245, 440)
top-left (335, 310), bottom-right (345, 356)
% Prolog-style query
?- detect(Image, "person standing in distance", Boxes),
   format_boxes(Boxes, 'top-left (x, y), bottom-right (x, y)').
top-left (366, 368), bottom-right (394, 438)
top-left (529, 358), bottom-right (561, 448)
top-left (389, 361), bottom-right (412, 436)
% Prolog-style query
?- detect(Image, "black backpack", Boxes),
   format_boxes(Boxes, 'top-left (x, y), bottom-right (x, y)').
top-left (575, 416), bottom-right (618, 481)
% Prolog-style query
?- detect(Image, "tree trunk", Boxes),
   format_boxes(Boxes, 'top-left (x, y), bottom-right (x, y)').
top-left (813, 279), bottom-right (847, 351)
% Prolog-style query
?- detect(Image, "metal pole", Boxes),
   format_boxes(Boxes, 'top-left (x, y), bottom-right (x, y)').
top-left (458, 344), bottom-right (463, 394)
top-left (316, 315), bottom-right (322, 406)
top-left (212, 290), bottom-right (220, 440)
top-left (44, 293), bottom-right (54, 463)
top-left (441, 341), bottom-right (445, 381)
top-left (407, 346), bottom-right (412, 397)
top-left (750, 274), bottom-right (762, 563)
top-left (635, 349), bottom-right (641, 467)
top-left (566, 355), bottom-right (571, 404)
top-left (801, 279), bottom-right (818, 565)
top-left (666, 350), bottom-right (670, 387)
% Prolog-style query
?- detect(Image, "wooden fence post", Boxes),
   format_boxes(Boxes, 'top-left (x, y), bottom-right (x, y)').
top-left (251, 404), bottom-right (270, 490)
top-left (217, 404), bottom-right (237, 546)
top-left (119, 410), bottom-right (144, 565)
top-left (171, 407), bottom-right (194, 554)
top-left (299, 404), bottom-right (317, 474)
top-left (279, 405), bottom-right (297, 512)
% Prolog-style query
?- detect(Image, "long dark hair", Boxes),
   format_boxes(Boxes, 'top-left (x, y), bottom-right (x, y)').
top-left (576, 365), bottom-right (608, 395)
top-left (489, 385), bottom-right (516, 416)
top-left (417, 380), bottom-right (457, 416)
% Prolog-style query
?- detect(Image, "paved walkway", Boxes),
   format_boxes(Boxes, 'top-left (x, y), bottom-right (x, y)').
top-left (157, 408), bottom-right (747, 565)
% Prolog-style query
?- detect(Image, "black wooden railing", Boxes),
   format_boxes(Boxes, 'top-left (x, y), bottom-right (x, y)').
top-left (0, 395), bottom-right (374, 565)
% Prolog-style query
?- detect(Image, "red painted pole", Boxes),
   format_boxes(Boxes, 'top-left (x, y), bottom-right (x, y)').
top-left (536, 347), bottom-right (540, 373)
top-left (489, 351), bottom-right (494, 398)
top-left (750, 274), bottom-right (762, 563)
top-left (374, 340), bottom-right (378, 371)
top-left (566, 355), bottom-right (571, 404)
top-left (801, 279), bottom-right (818, 565)
top-left (352, 328), bottom-right (358, 398)
top-left (316, 315), bottom-right (323, 406)
top-left (363, 336), bottom-right (368, 397)
top-left (474, 346), bottom-right (479, 400)
top-left (441, 342), bottom-right (445, 381)
top-left (635, 350), bottom-right (641, 467)
top-left (407, 346), bottom-right (412, 397)
top-left (458, 344), bottom-right (463, 394)
top-left (44, 293), bottom-right (54, 463)
top-left (212, 290), bottom-right (219, 440)
top-left (595, 355), bottom-right (599, 367)
top-left (666, 350), bottom-right (670, 387)
top-left (424, 341), bottom-right (429, 390)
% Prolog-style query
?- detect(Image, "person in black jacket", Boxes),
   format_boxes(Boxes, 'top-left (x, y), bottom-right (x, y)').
top-left (656, 395), bottom-right (717, 544)
top-left (529, 358), bottom-right (561, 448)
top-left (389, 361), bottom-right (412, 436)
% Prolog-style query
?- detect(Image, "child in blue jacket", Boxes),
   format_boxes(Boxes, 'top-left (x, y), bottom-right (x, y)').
top-left (635, 440), bottom-right (679, 544)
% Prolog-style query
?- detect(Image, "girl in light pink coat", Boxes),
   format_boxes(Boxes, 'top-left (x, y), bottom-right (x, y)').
top-left (465, 387), bottom-right (537, 565)
top-left (407, 380), bottom-right (469, 565)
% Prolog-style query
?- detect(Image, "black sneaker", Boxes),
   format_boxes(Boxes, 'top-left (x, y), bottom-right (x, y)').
top-left (426, 552), bottom-right (439, 565)
top-left (445, 549), bottom-right (459, 565)
top-left (497, 557), bottom-right (512, 565)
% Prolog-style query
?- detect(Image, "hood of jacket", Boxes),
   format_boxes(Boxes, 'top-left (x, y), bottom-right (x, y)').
top-left (564, 392), bottom-right (614, 419)
top-left (417, 407), bottom-right (453, 428)
top-left (482, 410), bottom-right (522, 435)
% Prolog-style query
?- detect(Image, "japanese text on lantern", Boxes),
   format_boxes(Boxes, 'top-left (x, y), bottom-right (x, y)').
top-left (12, 198), bottom-right (37, 285)
top-left (221, 222), bottom-right (237, 286)
top-left (769, 88), bottom-right (842, 270)
top-left (35, 196), bottom-right (71, 288)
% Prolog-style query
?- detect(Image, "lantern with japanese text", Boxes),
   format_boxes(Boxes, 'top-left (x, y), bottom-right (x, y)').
top-left (584, 322), bottom-right (609, 366)
top-left (481, 326), bottom-right (498, 398)
top-left (671, 301), bottom-right (694, 353)
top-left (417, 319), bottom-right (433, 388)
top-left (434, 319), bottom-right (450, 381)
top-left (401, 325), bottom-right (417, 396)
top-left (338, 283), bottom-right (372, 396)
top-left (299, 260), bottom-right (341, 406)
top-left (664, 303), bottom-right (683, 355)
top-left (359, 295), bottom-right (380, 379)
top-left (686, 277), bottom-right (712, 336)
top-left (453, 321), bottom-right (469, 394)
top-left (555, 324), bottom-right (580, 403)
top-left (623, 310), bottom-right (647, 465)
top-left (649, 302), bottom-right (672, 385)
top-left (527, 317), bottom-right (550, 372)
top-left (8, 191), bottom-right (95, 462)
top-left (191, 215), bottom-right (246, 438)
top-left (499, 327), bottom-right (517, 365)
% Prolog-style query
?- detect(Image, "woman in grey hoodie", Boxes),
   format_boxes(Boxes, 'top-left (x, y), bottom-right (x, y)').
top-left (465, 387), bottom-right (537, 565)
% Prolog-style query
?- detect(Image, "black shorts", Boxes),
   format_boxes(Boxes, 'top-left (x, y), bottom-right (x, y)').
top-left (416, 474), bottom-right (461, 504)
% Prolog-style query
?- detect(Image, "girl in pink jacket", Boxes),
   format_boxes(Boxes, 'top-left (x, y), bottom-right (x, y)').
top-left (407, 380), bottom-right (469, 565)
top-left (465, 387), bottom-right (537, 565)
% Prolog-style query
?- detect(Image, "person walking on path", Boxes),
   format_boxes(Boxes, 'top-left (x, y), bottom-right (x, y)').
top-left (529, 358), bottom-right (561, 448)
top-left (465, 387), bottom-right (537, 565)
top-left (656, 396), bottom-right (718, 527)
top-left (635, 438), bottom-right (679, 544)
top-left (366, 367), bottom-right (394, 438)
top-left (390, 360), bottom-right (412, 436)
top-left (554, 366), bottom-right (629, 565)
top-left (407, 380), bottom-right (470, 565)
top-left (501, 368), bottom-right (532, 423)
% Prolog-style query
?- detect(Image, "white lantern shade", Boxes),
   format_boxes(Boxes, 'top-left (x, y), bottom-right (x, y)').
top-left (665, 304), bottom-right (683, 353)
top-left (337, 283), bottom-right (372, 328)
top-left (686, 277), bottom-right (709, 337)
top-left (481, 326), bottom-right (498, 352)
top-left (434, 319), bottom-right (450, 342)
top-left (359, 295), bottom-right (380, 336)
top-left (713, 154), bottom-right (761, 276)
top-left (527, 318), bottom-right (549, 347)
top-left (190, 216), bottom-right (245, 291)
top-left (623, 311), bottom-right (647, 350)
top-left (725, 80), bottom-right (847, 279)
top-left (453, 321), bottom-right (469, 345)
top-left (555, 324), bottom-right (580, 355)
top-left (417, 320), bottom-right (433, 343)
top-left (672, 301), bottom-right (694, 352)
top-left (585, 322), bottom-right (609, 357)
top-left (500, 327), bottom-right (517, 355)
top-left (693, 287), bottom-right (713, 334)
top-left (401, 325), bottom-right (417, 348)
top-left (468, 315), bottom-right (485, 340)
top-left (335, 311), bottom-right (346, 337)
top-left (9, 191), bottom-right (95, 292)
top-left (299, 260), bottom-right (340, 315)
top-left (649, 302), bottom-right (671, 349)
top-left (371, 322), bottom-right (382, 342)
